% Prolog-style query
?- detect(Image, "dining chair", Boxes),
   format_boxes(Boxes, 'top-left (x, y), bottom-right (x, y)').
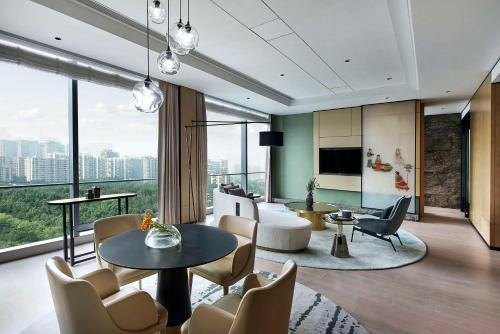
top-left (94, 214), bottom-right (157, 288)
top-left (189, 215), bottom-right (257, 295)
top-left (182, 260), bottom-right (297, 334)
top-left (46, 256), bottom-right (167, 334)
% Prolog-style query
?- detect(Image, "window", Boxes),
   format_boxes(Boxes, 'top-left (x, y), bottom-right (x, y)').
top-left (206, 109), bottom-right (269, 207)
top-left (0, 62), bottom-right (69, 249)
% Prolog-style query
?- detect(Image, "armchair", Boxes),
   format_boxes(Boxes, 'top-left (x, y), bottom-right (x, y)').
top-left (189, 215), bottom-right (257, 295)
top-left (45, 256), bottom-right (167, 334)
top-left (182, 260), bottom-right (297, 334)
top-left (351, 195), bottom-right (411, 251)
top-left (94, 214), bottom-right (157, 288)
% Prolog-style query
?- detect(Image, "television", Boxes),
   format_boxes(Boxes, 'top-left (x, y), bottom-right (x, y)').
top-left (319, 147), bottom-right (362, 175)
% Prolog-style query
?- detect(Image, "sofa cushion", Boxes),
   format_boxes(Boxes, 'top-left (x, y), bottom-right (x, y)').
top-left (382, 205), bottom-right (394, 219)
top-left (223, 185), bottom-right (239, 194)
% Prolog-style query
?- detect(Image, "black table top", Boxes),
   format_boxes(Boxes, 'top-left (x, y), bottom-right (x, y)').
top-left (99, 224), bottom-right (237, 270)
top-left (47, 193), bottom-right (137, 205)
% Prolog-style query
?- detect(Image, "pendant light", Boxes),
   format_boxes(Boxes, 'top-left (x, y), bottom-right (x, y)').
top-left (171, 0), bottom-right (198, 53)
top-left (157, 0), bottom-right (180, 75)
top-left (170, 0), bottom-right (190, 55)
top-left (132, 0), bottom-right (164, 113)
top-left (149, 0), bottom-right (166, 24)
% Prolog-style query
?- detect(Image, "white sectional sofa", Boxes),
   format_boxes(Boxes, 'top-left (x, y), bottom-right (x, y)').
top-left (213, 190), bottom-right (312, 252)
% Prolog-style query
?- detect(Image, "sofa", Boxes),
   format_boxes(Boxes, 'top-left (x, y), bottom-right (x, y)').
top-left (213, 190), bottom-right (312, 252)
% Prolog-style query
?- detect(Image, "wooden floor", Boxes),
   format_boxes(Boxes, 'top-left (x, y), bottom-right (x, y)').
top-left (1, 206), bottom-right (500, 333)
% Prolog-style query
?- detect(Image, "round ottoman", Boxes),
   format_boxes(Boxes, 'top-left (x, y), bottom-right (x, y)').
top-left (256, 210), bottom-right (312, 252)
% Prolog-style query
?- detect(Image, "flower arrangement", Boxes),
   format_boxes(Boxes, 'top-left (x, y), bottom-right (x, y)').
top-left (140, 210), bottom-right (167, 232)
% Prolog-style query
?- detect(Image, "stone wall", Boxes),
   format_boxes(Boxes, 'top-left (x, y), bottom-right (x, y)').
top-left (424, 114), bottom-right (461, 208)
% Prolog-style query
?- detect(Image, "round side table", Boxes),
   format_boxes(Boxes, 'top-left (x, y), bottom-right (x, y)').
top-left (327, 216), bottom-right (357, 258)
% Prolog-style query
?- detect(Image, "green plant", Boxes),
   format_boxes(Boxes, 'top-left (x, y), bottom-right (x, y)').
top-left (306, 177), bottom-right (319, 193)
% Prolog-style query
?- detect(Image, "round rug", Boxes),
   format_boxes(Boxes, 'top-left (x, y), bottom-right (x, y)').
top-left (256, 224), bottom-right (427, 270)
top-left (188, 270), bottom-right (368, 334)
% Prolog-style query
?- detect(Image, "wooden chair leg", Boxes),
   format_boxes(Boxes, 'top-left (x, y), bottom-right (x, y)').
top-left (223, 286), bottom-right (229, 295)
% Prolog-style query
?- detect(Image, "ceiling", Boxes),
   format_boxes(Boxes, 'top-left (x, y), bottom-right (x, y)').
top-left (0, 0), bottom-right (499, 115)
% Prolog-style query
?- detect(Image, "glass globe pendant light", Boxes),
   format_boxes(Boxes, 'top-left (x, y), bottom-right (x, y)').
top-left (132, 0), bottom-right (164, 113)
top-left (157, 0), bottom-right (180, 75)
top-left (149, 0), bottom-right (166, 24)
top-left (177, 0), bottom-right (199, 51)
top-left (169, 0), bottom-right (190, 55)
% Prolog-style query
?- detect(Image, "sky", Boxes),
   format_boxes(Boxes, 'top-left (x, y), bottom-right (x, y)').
top-left (0, 62), bottom-right (267, 171)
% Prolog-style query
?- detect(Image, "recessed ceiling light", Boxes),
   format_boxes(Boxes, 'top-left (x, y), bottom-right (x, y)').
top-left (385, 97), bottom-right (390, 100)
top-left (246, 97), bottom-right (250, 100)
top-left (441, 107), bottom-right (446, 110)
top-left (54, 37), bottom-right (62, 41)
top-left (386, 77), bottom-right (392, 81)
top-left (344, 59), bottom-right (351, 63)
top-left (280, 73), bottom-right (285, 77)
top-left (445, 90), bottom-right (451, 93)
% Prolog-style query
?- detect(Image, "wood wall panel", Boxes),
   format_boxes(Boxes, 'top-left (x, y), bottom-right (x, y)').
top-left (470, 75), bottom-right (492, 245)
top-left (493, 83), bottom-right (500, 247)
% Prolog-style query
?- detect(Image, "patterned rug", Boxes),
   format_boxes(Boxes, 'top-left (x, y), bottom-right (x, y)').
top-left (183, 271), bottom-right (368, 334)
top-left (256, 222), bottom-right (427, 270)
top-left (23, 270), bottom-right (368, 334)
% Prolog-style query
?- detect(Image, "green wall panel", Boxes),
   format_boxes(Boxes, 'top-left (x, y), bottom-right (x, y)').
top-left (272, 113), bottom-right (361, 207)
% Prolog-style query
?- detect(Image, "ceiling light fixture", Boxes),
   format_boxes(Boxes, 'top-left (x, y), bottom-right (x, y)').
top-left (149, 0), bottom-right (166, 24)
top-left (54, 37), bottom-right (62, 41)
top-left (132, 0), bottom-right (164, 113)
top-left (157, 0), bottom-right (180, 74)
top-left (344, 59), bottom-right (351, 63)
top-left (280, 73), bottom-right (285, 77)
top-left (445, 90), bottom-right (451, 93)
top-left (169, 0), bottom-right (190, 55)
top-left (170, 0), bottom-right (198, 55)
top-left (385, 97), bottom-right (390, 100)
top-left (387, 77), bottom-right (392, 81)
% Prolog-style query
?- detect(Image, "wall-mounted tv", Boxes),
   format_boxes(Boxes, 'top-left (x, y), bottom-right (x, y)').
top-left (319, 147), bottom-right (362, 175)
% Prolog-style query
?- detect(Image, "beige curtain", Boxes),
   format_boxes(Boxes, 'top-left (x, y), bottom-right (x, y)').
top-left (158, 81), bottom-right (180, 225)
top-left (195, 92), bottom-right (208, 222)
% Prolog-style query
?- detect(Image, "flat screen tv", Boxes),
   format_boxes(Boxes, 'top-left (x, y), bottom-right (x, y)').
top-left (319, 148), bottom-right (362, 175)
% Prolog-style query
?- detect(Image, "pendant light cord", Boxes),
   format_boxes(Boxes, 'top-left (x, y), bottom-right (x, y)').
top-left (187, 0), bottom-right (190, 23)
top-left (146, 0), bottom-right (150, 79)
top-left (179, 0), bottom-right (182, 22)
top-left (167, 0), bottom-right (170, 49)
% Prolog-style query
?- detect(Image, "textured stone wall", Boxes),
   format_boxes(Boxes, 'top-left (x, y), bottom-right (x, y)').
top-left (424, 114), bottom-right (461, 208)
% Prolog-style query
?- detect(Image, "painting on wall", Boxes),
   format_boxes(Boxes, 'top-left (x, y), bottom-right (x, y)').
top-left (362, 101), bottom-right (416, 213)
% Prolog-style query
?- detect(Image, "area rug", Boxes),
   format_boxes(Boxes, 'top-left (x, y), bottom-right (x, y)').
top-left (23, 271), bottom-right (368, 334)
top-left (256, 223), bottom-right (427, 270)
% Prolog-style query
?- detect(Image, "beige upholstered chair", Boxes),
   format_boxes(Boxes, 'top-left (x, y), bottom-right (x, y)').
top-left (189, 215), bottom-right (258, 295)
top-left (46, 256), bottom-right (167, 334)
top-left (94, 214), bottom-right (157, 288)
top-left (182, 260), bottom-right (297, 334)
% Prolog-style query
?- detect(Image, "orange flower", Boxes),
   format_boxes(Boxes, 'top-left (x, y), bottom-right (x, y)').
top-left (141, 211), bottom-right (153, 231)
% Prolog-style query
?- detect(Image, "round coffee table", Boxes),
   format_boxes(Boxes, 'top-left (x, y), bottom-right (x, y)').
top-left (99, 224), bottom-right (237, 328)
top-left (285, 202), bottom-right (338, 230)
top-left (326, 215), bottom-right (357, 258)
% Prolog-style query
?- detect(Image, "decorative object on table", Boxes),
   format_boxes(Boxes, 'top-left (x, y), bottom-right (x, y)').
top-left (395, 171), bottom-right (410, 191)
top-left (141, 210), bottom-right (181, 249)
top-left (327, 214), bottom-right (356, 258)
top-left (305, 177), bottom-right (319, 207)
top-left (86, 189), bottom-right (94, 199)
top-left (132, 0), bottom-right (164, 113)
top-left (330, 212), bottom-right (338, 219)
top-left (372, 154), bottom-right (393, 172)
top-left (341, 210), bottom-right (352, 219)
top-left (352, 196), bottom-right (411, 251)
top-left (92, 186), bottom-right (100, 198)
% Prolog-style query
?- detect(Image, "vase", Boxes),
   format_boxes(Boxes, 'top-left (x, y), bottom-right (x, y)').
top-left (145, 225), bottom-right (182, 249)
top-left (306, 192), bottom-right (314, 207)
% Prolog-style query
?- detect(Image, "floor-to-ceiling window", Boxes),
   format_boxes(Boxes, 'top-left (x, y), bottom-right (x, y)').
top-left (0, 62), bottom-right (158, 250)
top-left (206, 108), bottom-right (269, 208)
top-left (0, 62), bottom-right (69, 249)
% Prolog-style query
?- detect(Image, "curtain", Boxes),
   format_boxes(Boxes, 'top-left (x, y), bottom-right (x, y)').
top-left (158, 81), bottom-right (181, 225)
top-left (195, 92), bottom-right (208, 222)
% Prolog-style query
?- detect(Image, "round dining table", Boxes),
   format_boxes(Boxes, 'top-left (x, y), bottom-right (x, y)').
top-left (99, 224), bottom-right (237, 328)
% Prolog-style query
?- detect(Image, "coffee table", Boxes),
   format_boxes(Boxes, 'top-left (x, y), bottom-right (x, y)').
top-left (99, 224), bottom-right (237, 330)
top-left (327, 215), bottom-right (357, 258)
top-left (285, 202), bottom-right (338, 230)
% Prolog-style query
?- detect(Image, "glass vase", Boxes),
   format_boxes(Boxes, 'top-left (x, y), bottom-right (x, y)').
top-left (145, 225), bottom-right (181, 249)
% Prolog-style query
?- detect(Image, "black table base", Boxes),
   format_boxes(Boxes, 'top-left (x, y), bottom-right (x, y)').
top-left (157, 268), bottom-right (192, 326)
